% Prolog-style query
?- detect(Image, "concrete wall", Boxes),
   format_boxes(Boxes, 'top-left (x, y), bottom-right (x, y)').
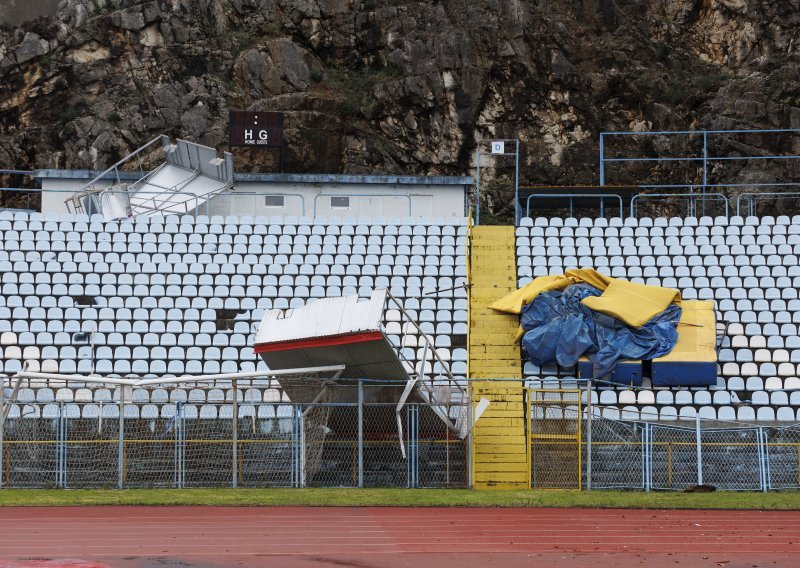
top-left (37, 171), bottom-right (471, 219)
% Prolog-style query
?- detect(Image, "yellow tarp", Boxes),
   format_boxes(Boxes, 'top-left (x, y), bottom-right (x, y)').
top-left (490, 268), bottom-right (681, 332)
top-left (488, 268), bottom-right (612, 315)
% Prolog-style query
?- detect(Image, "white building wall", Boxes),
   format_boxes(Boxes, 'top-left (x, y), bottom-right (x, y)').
top-left (205, 182), bottom-right (460, 219)
top-left (37, 173), bottom-right (469, 219)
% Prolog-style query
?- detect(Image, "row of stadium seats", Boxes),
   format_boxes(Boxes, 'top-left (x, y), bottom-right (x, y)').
top-left (14, 386), bottom-right (289, 403)
top-left (0, 212), bottom-right (468, 388)
top-left (518, 214), bottom-right (800, 421)
top-left (7, 403), bottom-right (300, 425)
top-left (516, 226), bottom-right (800, 238)
top-left (519, 215), bottom-right (796, 227)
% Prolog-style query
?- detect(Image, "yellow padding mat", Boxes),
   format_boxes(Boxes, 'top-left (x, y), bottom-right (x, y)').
top-left (655, 300), bottom-right (716, 363)
top-left (581, 278), bottom-right (682, 329)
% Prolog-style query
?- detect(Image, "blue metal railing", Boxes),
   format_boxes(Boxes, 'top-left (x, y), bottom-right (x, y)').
top-left (735, 191), bottom-right (800, 217)
top-left (630, 192), bottom-right (729, 218)
top-left (525, 193), bottom-right (624, 220)
top-left (599, 128), bottom-right (800, 190)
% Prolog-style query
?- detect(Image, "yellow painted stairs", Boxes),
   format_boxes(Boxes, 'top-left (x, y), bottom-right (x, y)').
top-left (468, 225), bottom-right (529, 489)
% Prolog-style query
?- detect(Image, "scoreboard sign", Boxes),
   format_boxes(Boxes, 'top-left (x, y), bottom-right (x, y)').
top-left (229, 111), bottom-right (284, 147)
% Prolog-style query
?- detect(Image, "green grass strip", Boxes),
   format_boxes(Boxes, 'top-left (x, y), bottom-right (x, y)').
top-left (1, 488), bottom-right (799, 509)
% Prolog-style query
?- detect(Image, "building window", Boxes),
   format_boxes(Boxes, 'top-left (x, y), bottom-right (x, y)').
top-left (264, 195), bottom-right (285, 207)
top-left (330, 196), bottom-right (350, 209)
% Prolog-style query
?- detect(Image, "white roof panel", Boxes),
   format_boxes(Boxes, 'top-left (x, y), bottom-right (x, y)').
top-left (255, 289), bottom-right (387, 345)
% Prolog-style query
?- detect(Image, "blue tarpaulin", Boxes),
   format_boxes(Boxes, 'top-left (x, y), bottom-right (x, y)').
top-left (520, 283), bottom-right (681, 381)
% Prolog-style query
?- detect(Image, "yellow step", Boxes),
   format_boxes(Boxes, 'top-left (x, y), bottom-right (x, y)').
top-left (469, 228), bottom-right (527, 489)
top-left (474, 462), bottom-right (530, 473)
top-left (474, 473), bottom-right (530, 483)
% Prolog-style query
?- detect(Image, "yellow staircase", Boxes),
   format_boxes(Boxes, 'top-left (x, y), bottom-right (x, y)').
top-left (468, 225), bottom-right (528, 489)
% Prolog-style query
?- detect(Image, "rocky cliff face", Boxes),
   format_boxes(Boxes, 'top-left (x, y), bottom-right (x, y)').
top-left (1, 0), bottom-right (800, 219)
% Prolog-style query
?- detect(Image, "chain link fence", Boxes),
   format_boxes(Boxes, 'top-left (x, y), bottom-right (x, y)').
top-left (0, 383), bottom-right (468, 489)
top-left (526, 385), bottom-right (800, 491)
top-left (530, 389), bottom-right (582, 489)
top-left (584, 415), bottom-right (777, 491)
top-left (8, 379), bottom-right (800, 491)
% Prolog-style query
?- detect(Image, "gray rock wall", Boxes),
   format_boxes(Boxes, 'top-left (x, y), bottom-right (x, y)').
top-left (1, 0), bottom-right (800, 221)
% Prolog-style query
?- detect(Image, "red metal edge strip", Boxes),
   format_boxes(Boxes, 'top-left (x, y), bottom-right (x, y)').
top-left (253, 331), bottom-right (384, 354)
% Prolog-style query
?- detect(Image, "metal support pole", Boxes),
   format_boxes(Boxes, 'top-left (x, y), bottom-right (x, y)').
top-left (644, 422), bottom-right (653, 491)
top-left (475, 148), bottom-right (481, 225)
top-left (599, 133), bottom-right (605, 187)
top-left (0, 378), bottom-right (5, 489)
top-left (299, 408), bottom-right (306, 488)
top-left (642, 423), bottom-right (649, 491)
top-left (585, 380), bottom-right (592, 491)
top-left (758, 427), bottom-right (769, 492)
top-left (514, 139), bottom-right (520, 224)
top-left (232, 379), bottom-right (238, 488)
top-left (695, 414), bottom-right (703, 486)
top-left (411, 405), bottom-right (418, 488)
top-left (467, 384), bottom-right (473, 488)
top-left (702, 131), bottom-right (708, 216)
top-left (357, 380), bottom-right (364, 488)
top-left (173, 401), bottom-right (180, 488)
top-left (117, 388), bottom-right (125, 489)
top-left (58, 402), bottom-right (65, 488)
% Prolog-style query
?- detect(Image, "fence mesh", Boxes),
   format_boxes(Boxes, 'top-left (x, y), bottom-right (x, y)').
top-left (650, 424), bottom-right (698, 490)
top-left (0, 383), bottom-right (467, 489)
top-left (4, 382), bottom-right (800, 491)
top-left (585, 415), bottom-right (644, 490)
top-left (4, 404), bottom-right (60, 488)
top-left (530, 389), bottom-right (582, 489)
top-left (700, 427), bottom-right (762, 491)
top-left (765, 425), bottom-right (800, 490)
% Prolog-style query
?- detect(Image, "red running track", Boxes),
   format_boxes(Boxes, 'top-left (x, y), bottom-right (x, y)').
top-left (0, 506), bottom-right (798, 567)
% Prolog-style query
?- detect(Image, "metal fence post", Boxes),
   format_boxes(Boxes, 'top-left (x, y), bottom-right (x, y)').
top-left (117, 389), bottom-right (125, 489)
top-left (357, 380), bottom-right (364, 488)
top-left (642, 423), bottom-right (649, 492)
top-left (58, 401), bottom-right (65, 488)
top-left (475, 148), bottom-right (481, 225)
top-left (758, 427), bottom-right (769, 492)
top-left (585, 380), bottom-right (592, 491)
top-left (599, 133), bottom-right (605, 187)
top-left (173, 401), bottom-right (181, 488)
top-left (0, 377), bottom-right (4, 490)
top-left (232, 379), bottom-right (238, 488)
top-left (514, 139), bottom-right (520, 224)
top-left (695, 414), bottom-right (703, 486)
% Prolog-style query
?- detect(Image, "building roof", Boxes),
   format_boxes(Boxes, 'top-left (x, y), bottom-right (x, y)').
top-left (34, 169), bottom-right (473, 186)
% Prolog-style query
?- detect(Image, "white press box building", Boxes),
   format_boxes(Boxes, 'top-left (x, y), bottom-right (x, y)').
top-left (33, 136), bottom-right (471, 221)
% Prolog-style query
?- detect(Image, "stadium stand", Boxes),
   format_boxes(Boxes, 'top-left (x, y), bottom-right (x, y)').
top-left (0, 210), bottom-right (469, 405)
top-left (516, 214), bottom-right (800, 423)
top-left (2, 206), bottom-right (799, 424)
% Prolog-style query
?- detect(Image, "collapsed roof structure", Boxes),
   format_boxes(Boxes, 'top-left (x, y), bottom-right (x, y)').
top-left (65, 136), bottom-right (233, 220)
